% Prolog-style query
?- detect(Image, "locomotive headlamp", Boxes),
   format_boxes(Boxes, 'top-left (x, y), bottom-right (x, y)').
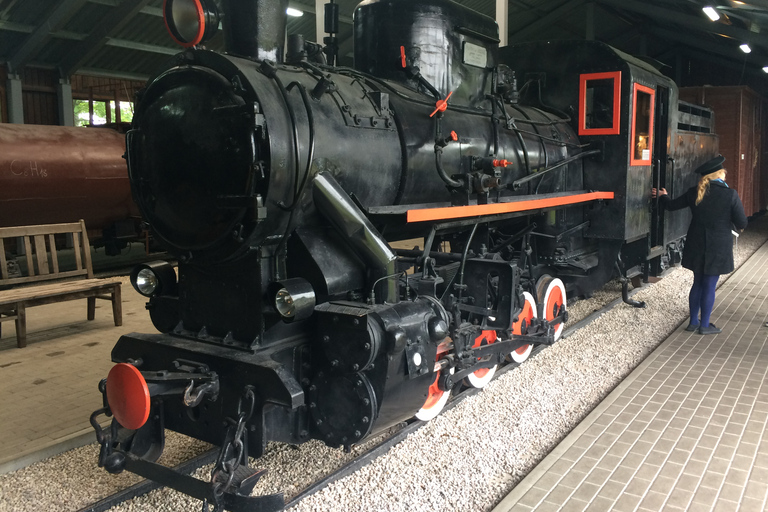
top-left (135, 268), bottom-right (158, 296)
top-left (270, 278), bottom-right (316, 323)
top-left (130, 261), bottom-right (178, 298)
top-left (163, 0), bottom-right (219, 48)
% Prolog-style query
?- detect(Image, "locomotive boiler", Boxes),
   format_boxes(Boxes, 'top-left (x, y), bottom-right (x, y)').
top-left (90, 1), bottom-right (717, 510)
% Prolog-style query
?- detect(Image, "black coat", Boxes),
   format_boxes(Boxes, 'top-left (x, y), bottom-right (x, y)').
top-left (662, 180), bottom-right (748, 275)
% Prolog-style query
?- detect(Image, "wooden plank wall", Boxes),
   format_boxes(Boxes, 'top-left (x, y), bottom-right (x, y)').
top-left (0, 64), bottom-right (7, 123)
top-left (679, 86), bottom-right (768, 217)
top-left (0, 65), bottom-right (145, 126)
top-left (70, 75), bottom-right (145, 103)
top-left (763, 102), bottom-right (768, 212)
top-left (21, 67), bottom-right (58, 125)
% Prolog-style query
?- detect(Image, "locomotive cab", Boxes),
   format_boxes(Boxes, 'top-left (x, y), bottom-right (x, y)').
top-left (500, 40), bottom-right (718, 283)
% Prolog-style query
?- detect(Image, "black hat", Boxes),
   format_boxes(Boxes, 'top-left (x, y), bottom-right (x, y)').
top-left (694, 155), bottom-right (725, 175)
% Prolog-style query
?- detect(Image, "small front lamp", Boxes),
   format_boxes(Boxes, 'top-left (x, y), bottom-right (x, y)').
top-left (130, 261), bottom-right (177, 298)
top-left (270, 278), bottom-right (316, 323)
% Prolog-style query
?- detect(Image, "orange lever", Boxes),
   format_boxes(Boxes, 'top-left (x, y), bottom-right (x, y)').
top-left (400, 46), bottom-right (407, 68)
top-left (450, 131), bottom-right (458, 141)
top-left (492, 159), bottom-right (512, 167)
top-left (430, 91), bottom-right (453, 117)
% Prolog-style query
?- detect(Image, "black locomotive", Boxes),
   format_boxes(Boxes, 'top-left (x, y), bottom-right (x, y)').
top-left (90, 1), bottom-right (718, 510)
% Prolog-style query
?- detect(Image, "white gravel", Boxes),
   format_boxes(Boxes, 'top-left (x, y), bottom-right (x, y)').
top-left (1, 216), bottom-right (766, 512)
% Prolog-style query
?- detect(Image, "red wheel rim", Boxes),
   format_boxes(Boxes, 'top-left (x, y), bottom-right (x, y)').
top-left (471, 330), bottom-right (497, 378)
top-left (416, 342), bottom-right (451, 420)
top-left (422, 374), bottom-right (445, 410)
top-left (510, 291), bottom-right (536, 363)
top-left (542, 278), bottom-right (566, 340)
top-left (512, 292), bottom-right (535, 336)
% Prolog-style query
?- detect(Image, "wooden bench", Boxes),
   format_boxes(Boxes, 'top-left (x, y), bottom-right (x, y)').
top-left (0, 220), bottom-right (122, 348)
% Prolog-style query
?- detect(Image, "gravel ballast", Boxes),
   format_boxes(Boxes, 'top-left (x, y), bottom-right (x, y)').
top-left (1, 217), bottom-right (766, 512)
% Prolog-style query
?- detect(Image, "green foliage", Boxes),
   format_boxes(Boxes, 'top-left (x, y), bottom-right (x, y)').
top-left (73, 99), bottom-right (133, 127)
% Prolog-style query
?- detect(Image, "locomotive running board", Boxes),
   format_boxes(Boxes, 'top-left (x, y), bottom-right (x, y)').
top-left (366, 190), bottom-right (613, 224)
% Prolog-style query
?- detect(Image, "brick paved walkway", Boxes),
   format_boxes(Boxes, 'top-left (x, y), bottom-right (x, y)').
top-left (0, 276), bottom-right (153, 473)
top-left (494, 240), bottom-right (768, 511)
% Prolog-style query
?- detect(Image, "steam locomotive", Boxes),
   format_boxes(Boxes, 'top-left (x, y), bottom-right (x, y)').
top-left (90, 0), bottom-right (717, 510)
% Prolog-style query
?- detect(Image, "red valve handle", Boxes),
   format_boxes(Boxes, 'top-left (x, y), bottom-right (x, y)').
top-left (492, 159), bottom-right (512, 167)
top-left (450, 131), bottom-right (458, 141)
top-left (430, 91), bottom-right (453, 117)
top-left (400, 46), bottom-right (407, 68)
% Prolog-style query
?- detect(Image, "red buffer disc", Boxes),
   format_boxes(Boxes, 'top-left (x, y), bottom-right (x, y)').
top-left (106, 363), bottom-right (151, 430)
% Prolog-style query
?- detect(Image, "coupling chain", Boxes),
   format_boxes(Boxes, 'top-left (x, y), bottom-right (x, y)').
top-left (207, 388), bottom-right (256, 511)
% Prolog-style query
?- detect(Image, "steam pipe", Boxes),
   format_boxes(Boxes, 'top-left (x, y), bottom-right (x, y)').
top-left (313, 173), bottom-right (398, 303)
top-left (511, 149), bottom-right (601, 190)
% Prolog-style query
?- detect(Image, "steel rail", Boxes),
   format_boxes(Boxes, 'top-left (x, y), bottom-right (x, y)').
top-left (75, 285), bottom-right (643, 511)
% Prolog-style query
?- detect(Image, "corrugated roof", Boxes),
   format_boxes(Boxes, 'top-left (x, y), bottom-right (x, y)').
top-left (0, 0), bottom-right (767, 87)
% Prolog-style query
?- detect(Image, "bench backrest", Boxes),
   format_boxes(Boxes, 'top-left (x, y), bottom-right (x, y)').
top-left (0, 220), bottom-right (93, 287)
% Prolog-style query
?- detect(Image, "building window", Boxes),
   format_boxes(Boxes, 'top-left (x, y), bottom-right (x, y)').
top-left (579, 71), bottom-right (621, 135)
top-left (630, 83), bottom-right (655, 166)
top-left (73, 99), bottom-right (133, 127)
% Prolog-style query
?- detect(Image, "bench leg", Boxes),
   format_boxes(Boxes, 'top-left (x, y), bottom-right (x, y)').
top-left (112, 286), bottom-right (123, 327)
top-left (16, 304), bottom-right (26, 348)
top-left (87, 296), bottom-right (96, 321)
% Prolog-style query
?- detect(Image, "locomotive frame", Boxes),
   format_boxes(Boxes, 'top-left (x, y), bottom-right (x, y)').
top-left (89, 1), bottom-right (718, 511)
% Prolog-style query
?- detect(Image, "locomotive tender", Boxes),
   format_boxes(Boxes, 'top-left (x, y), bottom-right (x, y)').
top-left (90, 0), bottom-right (717, 510)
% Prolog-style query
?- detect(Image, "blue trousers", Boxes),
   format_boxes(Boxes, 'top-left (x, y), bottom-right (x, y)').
top-left (690, 272), bottom-right (719, 327)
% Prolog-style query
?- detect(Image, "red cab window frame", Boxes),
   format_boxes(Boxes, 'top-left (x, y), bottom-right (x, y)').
top-left (578, 71), bottom-right (621, 136)
top-left (630, 83), bottom-right (655, 166)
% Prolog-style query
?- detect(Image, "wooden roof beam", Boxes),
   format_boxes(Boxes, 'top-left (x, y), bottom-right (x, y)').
top-left (59, 0), bottom-right (153, 78)
top-left (598, 0), bottom-right (768, 53)
top-left (8, 0), bottom-right (89, 74)
top-left (508, 0), bottom-right (587, 44)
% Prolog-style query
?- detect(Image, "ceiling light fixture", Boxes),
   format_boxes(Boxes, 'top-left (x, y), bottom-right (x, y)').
top-left (702, 6), bottom-right (720, 21)
top-left (286, 7), bottom-right (304, 17)
top-left (740, 43), bottom-right (752, 53)
top-left (763, 66), bottom-right (768, 73)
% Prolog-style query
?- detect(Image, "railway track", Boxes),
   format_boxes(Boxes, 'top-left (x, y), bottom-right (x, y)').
top-left (75, 286), bottom-right (642, 512)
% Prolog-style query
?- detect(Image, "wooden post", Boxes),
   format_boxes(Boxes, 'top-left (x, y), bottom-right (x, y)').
top-left (114, 89), bottom-right (121, 124)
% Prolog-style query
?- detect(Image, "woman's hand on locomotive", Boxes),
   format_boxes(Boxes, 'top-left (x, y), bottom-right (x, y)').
top-left (651, 187), bottom-right (667, 199)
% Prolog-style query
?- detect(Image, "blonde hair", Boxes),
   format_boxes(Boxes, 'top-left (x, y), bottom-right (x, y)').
top-left (695, 169), bottom-right (727, 205)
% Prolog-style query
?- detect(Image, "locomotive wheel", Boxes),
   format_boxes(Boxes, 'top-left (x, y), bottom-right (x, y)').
top-left (508, 291), bottom-right (537, 363)
top-left (536, 275), bottom-right (567, 341)
top-left (416, 342), bottom-right (452, 421)
top-left (464, 330), bottom-right (498, 389)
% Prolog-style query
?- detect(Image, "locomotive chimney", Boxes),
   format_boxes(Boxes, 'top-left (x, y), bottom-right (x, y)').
top-left (222, 0), bottom-right (288, 62)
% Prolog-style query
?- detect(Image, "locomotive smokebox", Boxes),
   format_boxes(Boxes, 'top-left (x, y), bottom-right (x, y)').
top-left (222, 0), bottom-right (288, 62)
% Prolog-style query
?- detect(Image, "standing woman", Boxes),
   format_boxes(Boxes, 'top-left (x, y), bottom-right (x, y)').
top-left (652, 155), bottom-right (747, 335)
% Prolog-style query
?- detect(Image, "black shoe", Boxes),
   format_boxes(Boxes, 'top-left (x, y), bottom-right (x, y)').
top-left (685, 323), bottom-right (699, 332)
top-left (698, 324), bottom-right (722, 335)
